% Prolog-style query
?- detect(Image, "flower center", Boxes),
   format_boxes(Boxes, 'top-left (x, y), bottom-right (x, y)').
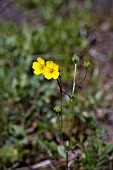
top-left (50, 69), bottom-right (54, 73)
top-left (41, 65), bottom-right (44, 70)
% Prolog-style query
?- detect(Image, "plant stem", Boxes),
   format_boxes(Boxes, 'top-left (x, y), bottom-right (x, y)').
top-left (76, 67), bottom-right (87, 85)
top-left (59, 76), bottom-right (63, 131)
top-left (57, 78), bottom-right (71, 98)
top-left (72, 63), bottom-right (77, 96)
top-left (66, 150), bottom-right (68, 170)
top-left (69, 63), bottom-right (77, 148)
top-left (58, 113), bottom-right (60, 131)
top-left (82, 67), bottom-right (87, 81)
top-left (57, 77), bottom-right (69, 169)
top-left (69, 100), bottom-right (74, 140)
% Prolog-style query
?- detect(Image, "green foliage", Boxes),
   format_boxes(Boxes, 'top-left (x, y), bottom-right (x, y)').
top-left (0, 145), bottom-right (18, 169)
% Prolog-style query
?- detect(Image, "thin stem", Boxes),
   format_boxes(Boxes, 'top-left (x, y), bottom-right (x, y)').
top-left (62, 90), bottom-right (71, 98)
top-left (56, 78), bottom-right (64, 142)
top-left (60, 77), bottom-right (63, 132)
top-left (69, 100), bottom-right (74, 142)
top-left (57, 77), bottom-right (69, 169)
top-left (69, 63), bottom-right (77, 149)
top-left (58, 113), bottom-right (60, 131)
top-left (76, 67), bottom-right (88, 86)
top-left (82, 67), bottom-right (87, 82)
top-left (57, 78), bottom-right (71, 98)
top-left (66, 150), bottom-right (68, 170)
top-left (72, 63), bottom-right (77, 96)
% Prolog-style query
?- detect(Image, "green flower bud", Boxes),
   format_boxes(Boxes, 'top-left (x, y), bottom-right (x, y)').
top-left (83, 61), bottom-right (91, 68)
top-left (54, 105), bottom-right (61, 113)
top-left (72, 54), bottom-right (79, 63)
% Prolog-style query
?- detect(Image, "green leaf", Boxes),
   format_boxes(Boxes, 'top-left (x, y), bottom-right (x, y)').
top-left (76, 111), bottom-right (86, 122)
top-left (57, 145), bottom-right (66, 158)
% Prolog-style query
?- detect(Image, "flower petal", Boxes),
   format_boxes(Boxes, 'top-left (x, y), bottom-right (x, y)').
top-left (32, 62), bottom-right (39, 69)
top-left (44, 72), bottom-right (53, 80)
top-left (53, 63), bottom-right (59, 71)
top-left (37, 57), bottom-right (45, 65)
top-left (43, 66), bottom-right (49, 75)
top-left (34, 68), bottom-right (41, 75)
top-left (52, 71), bottom-right (59, 79)
top-left (46, 61), bottom-right (54, 69)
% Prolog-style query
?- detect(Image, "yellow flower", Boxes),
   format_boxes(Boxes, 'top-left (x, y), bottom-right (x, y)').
top-left (32, 57), bottom-right (45, 75)
top-left (43, 61), bottom-right (59, 80)
top-left (32, 57), bottom-right (60, 80)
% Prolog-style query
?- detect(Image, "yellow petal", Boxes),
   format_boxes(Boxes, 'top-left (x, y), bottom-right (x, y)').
top-left (37, 57), bottom-right (45, 65)
top-left (46, 61), bottom-right (53, 69)
top-left (34, 68), bottom-right (41, 75)
top-left (52, 71), bottom-right (59, 79)
top-left (44, 72), bottom-right (53, 80)
top-left (53, 63), bottom-right (59, 71)
top-left (32, 62), bottom-right (39, 69)
top-left (43, 66), bottom-right (49, 75)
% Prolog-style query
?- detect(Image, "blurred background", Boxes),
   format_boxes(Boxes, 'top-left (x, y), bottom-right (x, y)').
top-left (0, 0), bottom-right (113, 169)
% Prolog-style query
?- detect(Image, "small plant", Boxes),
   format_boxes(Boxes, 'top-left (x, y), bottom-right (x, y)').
top-left (32, 55), bottom-right (91, 169)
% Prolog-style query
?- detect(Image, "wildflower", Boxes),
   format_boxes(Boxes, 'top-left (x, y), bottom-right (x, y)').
top-left (43, 61), bottom-right (59, 80)
top-left (54, 105), bottom-right (61, 113)
top-left (32, 57), bottom-right (45, 75)
top-left (83, 61), bottom-right (91, 68)
top-left (72, 54), bottom-right (79, 63)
